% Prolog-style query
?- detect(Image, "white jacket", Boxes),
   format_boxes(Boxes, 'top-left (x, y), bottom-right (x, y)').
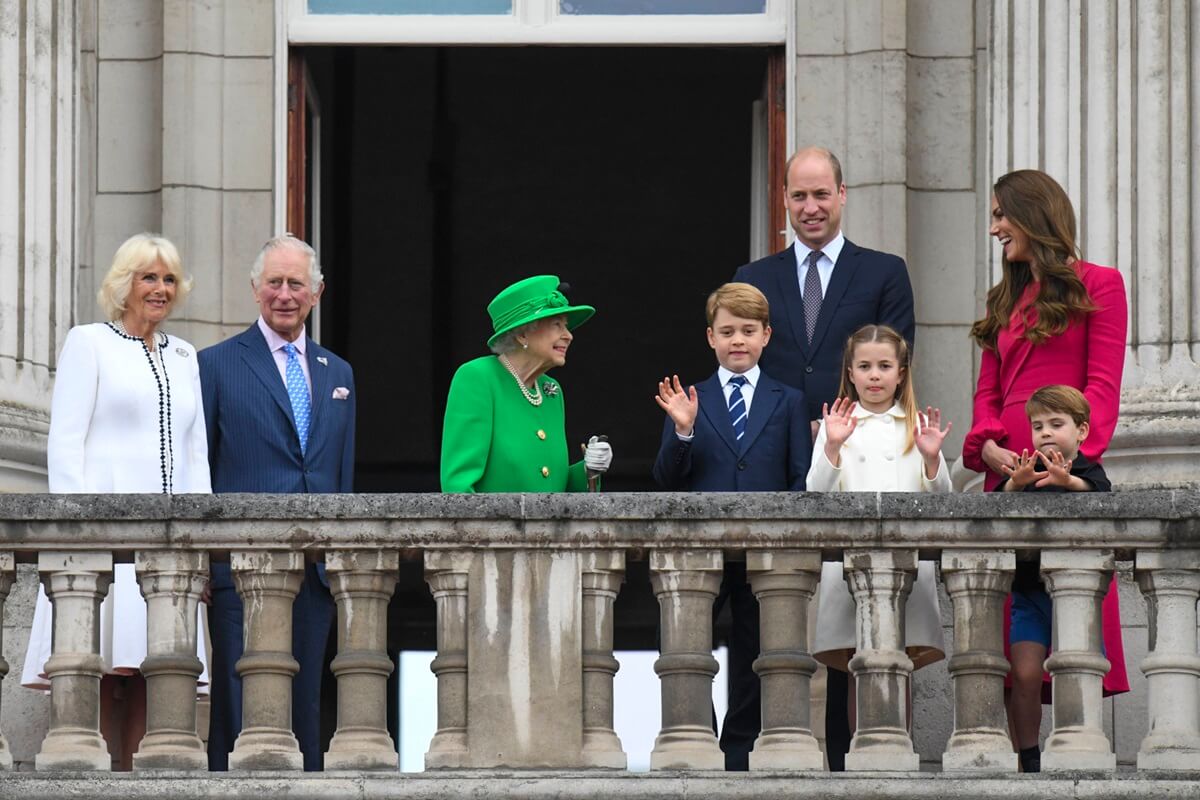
top-left (806, 403), bottom-right (950, 493)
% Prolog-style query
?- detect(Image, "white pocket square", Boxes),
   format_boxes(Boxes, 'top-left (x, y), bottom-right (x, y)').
top-left (317, 356), bottom-right (329, 366)
top-left (332, 387), bottom-right (350, 400)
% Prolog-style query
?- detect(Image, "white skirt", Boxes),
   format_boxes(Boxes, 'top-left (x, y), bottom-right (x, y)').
top-left (812, 559), bottom-right (945, 672)
top-left (21, 563), bottom-right (209, 690)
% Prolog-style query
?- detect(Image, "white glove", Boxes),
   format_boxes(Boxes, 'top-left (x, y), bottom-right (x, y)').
top-left (584, 435), bottom-right (613, 473)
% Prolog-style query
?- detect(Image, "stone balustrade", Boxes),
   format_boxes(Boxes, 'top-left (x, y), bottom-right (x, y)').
top-left (0, 491), bottom-right (1198, 797)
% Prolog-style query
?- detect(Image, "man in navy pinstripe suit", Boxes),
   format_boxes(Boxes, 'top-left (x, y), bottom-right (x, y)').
top-left (199, 235), bottom-right (356, 771)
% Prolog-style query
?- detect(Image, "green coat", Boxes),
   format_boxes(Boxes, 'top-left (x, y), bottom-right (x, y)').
top-left (440, 355), bottom-right (588, 493)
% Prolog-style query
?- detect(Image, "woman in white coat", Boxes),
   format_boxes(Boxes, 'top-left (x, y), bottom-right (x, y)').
top-left (22, 233), bottom-right (211, 770)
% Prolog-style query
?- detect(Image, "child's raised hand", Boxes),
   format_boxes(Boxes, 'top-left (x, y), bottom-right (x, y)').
top-left (914, 406), bottom-right (952, 461)
top-left (822, 397), bottom-right (858, 449)
top-left (999, 449), bottom-right (1039, 489)
top-left (1034, 449), bottom-right (1074, 488)
top-left (654, 375), bottom-right (698, 435)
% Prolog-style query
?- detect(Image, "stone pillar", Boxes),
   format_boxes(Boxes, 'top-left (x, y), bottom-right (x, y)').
top-left (579, 551), bottom-right (626, 769)
top-left (0, 0), bottom-right (78, 492)
top-left (1040, 549), bottom-right (1116, 772)
top-left (0, 552), bottom-right (13, 770)
top-left (424, 551), bottom-right (471, 769)
top-left (940, 550), bottom-right (1017, 772)
top-left (34, 551), bottom-right (113, 771)
top-left (746, 550), bottom-right (824, 771)
top-left (989, 0), bottom-right (1200, 487)
top-left (132, 550), bottom-right (209, 770)
top-left (324, 549), bottom-right (399, 771)
top-left (648, 549), bottom-right (724, 771)
top-left (228, 550), bottom-right (304, 771)
top-left (1134, 549), bottom-right (1200, 770)
top-left (843, 549), bottom-right (919, 772)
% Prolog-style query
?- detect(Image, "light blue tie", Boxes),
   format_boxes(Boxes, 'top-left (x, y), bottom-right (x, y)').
top-left (283, 343), bottom-right (311, 455)
top-left (728, 375), bottom-right (748, 441)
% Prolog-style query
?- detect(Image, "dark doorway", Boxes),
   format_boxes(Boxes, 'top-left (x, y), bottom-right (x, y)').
top-left (307, 46), bottom-right (770, 491)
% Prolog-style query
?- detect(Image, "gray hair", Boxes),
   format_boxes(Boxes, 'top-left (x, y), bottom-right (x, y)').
top-left (489, 322), bottom-right (539, 355)
top-left (250, 234), bottom-right (324, 289)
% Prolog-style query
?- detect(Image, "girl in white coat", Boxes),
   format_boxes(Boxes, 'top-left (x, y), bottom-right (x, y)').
top-left (807, 324), bottom-right (952, 733)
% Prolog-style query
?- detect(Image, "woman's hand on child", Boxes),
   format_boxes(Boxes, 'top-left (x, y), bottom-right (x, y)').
top-left (822, 398), bottom-right (858, 450)
top-left (999, 448), bottom-right (1039, 489)
top-left (982, 438), bottom-right (1019, 476)
top-left (1034, 449), bottom-right (1074, 488)
top-left (655, 375), bottom-right (698, 436)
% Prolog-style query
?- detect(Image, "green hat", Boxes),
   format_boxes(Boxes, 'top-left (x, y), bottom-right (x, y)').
top-left (486, 275), bottom-right (595, 348)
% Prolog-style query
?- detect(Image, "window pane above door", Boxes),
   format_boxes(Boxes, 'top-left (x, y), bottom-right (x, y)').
top-left (560, 0), bottom-right (765, 13)
top-left (308, 0), bottom-right (512, 13)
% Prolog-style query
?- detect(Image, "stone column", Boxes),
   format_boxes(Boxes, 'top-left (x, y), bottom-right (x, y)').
top-left (648, 549), bottom-right (724, 771)
top-left (424, 551), bottom-right (471, 769)
top-left (940, 550), bottom-right (1017, 772)
top-left (0, 552), bottom-right (13, 770)
top-left (1134, 549), bottom-right (1200, 770)
top-left (324, 549), bottom-right (399, 770)
top-left (746, 550), bottom-right (824, 771)
top-left (843, 549), bottom-right (919, 772)
top-left (228, 550), bottom-right (304, 771)
top-left (1040, 549), bottom-right (1116, 772)
top-left (34, 551), bottom-right (113, 771)
top-left (132, 550), bottom-right (209, 770)
top-left (579, 551), bottom-right (626, 769)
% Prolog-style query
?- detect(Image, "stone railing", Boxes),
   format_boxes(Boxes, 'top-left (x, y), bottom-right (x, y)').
top-left (0, 492), bottom-right (1199, 798)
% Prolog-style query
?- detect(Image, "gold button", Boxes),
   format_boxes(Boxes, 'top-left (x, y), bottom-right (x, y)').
top-left (537, 429), bottom-right (546, 440)
top-left (541, 466), bottom-right (550, 478)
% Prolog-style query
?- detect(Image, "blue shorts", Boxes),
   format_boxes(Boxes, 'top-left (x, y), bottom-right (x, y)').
top-left (1010, 586), bottom-right (1052, 647)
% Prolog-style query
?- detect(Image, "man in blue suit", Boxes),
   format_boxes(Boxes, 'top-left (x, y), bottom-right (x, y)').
top-left (653, 283), bottom-right (811, 770)
top-left (199, 234), bottom-right (356, 771)
top-left (733, 147), bottom-right (915, 771)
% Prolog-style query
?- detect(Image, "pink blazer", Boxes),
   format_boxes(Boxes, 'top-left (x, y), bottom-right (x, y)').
top-left (963, 261), bottom-right (1128, 491)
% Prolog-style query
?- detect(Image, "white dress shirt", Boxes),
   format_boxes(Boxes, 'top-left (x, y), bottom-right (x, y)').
top-left (795, 231), bottom-right (846, 298)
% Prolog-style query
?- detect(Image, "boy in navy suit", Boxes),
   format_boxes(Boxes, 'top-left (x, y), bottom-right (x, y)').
top-left (653, 282), bottom-right (811, 770)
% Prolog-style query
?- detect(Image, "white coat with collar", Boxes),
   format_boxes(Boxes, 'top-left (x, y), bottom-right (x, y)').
top-left (808, 403), bottom-right (949, 670)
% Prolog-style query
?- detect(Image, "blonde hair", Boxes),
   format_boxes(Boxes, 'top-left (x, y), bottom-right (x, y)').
top-left (97, 233), bottom-right (191, 321)
top-left (705, 282), bottom-right (770, 326)
top-left (1026, 385), bottom-right (1091, 426)
top-left (838, 324), bottom-right (919, 453)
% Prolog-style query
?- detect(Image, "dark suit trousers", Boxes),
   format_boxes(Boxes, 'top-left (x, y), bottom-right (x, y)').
top-left (207, 560), bottom-right (337, 772)
top-left (714, 562), bottom-right (761, 771)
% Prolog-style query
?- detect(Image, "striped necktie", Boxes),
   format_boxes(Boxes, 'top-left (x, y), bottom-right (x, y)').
top-left (803, 249), bottom-right (825, 344)
top-left (283, 342), bottom-right (311, 455)
top-left (728, 375), bottom-right (748, 441)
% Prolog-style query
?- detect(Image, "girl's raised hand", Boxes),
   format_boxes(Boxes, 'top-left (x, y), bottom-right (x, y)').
top-left (822, 397), bottom-right (858, 449)
top-left (914, 406), bottom-right (952, 461)
top-left (654, 374), bottom-right (698, 436)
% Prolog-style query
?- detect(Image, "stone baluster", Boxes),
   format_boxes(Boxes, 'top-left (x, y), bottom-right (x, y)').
top-left (1135, 549), bottom-right (1200, 770)
top-left (424, 551), bottom-right (471, 769)
top-left (649, 549), bottom-right (724, 770)
top-left (940, 550), bottom-right (1017, 772)
top-left (325, 549), bottom-right (400, 770)
top-left (1040, 549), bottom-right (1115, 772)
top-left (844, 549), bottom-right (919, 772)
top-left (580, 551), bottom-right (626, 768)
top-left (746, 550), bottom-right (824, 771)
top-left (229, 551), bottom-right (305, 770)
top-left (132, 551), bottom-right (209, 770)
top-left (0, 552), bottom-right (13, 770)
top-left (34, 551), bottom-right (113, 771)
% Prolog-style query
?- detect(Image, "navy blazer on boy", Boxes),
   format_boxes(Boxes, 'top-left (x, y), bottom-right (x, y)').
top-left (199, 321), bottom-right (356, 771)
top-left (734, 238), bottom-right (915, 420)
top-left (653, 369), bottom-right (811, 492)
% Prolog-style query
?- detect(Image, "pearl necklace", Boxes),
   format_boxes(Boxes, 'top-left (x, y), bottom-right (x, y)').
top-left (498, 354), bottom-right (543, 406)
top-left (107, 320), bottom-right (174, 493)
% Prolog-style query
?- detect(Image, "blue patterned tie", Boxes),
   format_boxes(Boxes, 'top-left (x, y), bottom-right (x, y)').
top-left (803, 249), bottom-right (825, 344)
top-left (283, 343), bottom-right (311, 455)
top-left (728, 375), bottom-right (748, 441)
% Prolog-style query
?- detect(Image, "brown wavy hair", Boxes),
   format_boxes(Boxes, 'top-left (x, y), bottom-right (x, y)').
top-left (838, 325), bottom-right (918, 454)
top-left (969, 170), bottom-right (1097, 350)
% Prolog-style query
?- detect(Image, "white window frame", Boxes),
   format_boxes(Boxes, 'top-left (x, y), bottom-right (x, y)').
top-left (273, 0), bottom-right (796, 231)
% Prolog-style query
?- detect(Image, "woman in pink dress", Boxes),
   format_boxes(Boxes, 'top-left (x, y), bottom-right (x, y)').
top-left (962, 169), bottom-right (1129, 766)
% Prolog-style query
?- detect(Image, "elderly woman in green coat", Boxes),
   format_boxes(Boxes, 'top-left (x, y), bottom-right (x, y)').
top-left (441, 275), bottom-right (612, 492)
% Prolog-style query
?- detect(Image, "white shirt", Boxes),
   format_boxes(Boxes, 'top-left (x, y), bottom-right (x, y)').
top-left (676, 364), bottom-right (761, 441)
top-left (795, 231), bottom-right (846, 298)
top-left (258, 316), bottom-right (312, 395)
